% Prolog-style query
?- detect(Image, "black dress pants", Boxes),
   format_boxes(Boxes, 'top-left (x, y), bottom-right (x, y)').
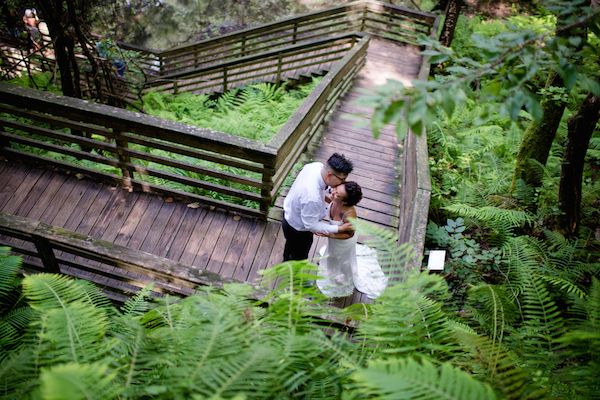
top-left (282, 218), bottom-right (313, 261)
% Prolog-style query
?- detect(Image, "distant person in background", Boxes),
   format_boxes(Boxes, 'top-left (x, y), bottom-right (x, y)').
top-left (282, 153), bottom-right (355, 262)
top-left (23, 8), bottom-right (42, 53)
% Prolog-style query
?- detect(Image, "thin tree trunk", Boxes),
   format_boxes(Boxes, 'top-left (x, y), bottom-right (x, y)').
top-left (439, 0), bottom-right (462, 47)
top-left (557, 93), bottom-right (600, 236)
top-left (511, 71), bottom-right (566, 196)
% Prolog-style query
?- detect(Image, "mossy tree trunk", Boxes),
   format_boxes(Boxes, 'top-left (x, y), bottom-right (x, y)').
top-left (438, 0), bottom-right (463, 47)
top-left (510, 3), bottom-right (588, 209)
top-left (557, 93), bottom-right (600, 236)
top-left (511, 71), bottom-right (566, 199)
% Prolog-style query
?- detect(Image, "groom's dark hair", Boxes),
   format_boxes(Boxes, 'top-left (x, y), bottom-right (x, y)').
top-left (343, 181), bottom-right (362, 206)
top-left (327, 153), bottom-right (353, 174)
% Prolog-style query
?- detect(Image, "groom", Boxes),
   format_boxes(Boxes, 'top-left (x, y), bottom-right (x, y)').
top-left (282, 153), bottom-right (355, 261)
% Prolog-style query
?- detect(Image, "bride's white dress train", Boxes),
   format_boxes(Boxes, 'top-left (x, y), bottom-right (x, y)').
top-left (316, 225), bottom-right (388, 299)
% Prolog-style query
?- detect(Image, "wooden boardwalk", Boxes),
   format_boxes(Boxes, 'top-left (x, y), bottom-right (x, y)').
top-left (0, 38), bottom-right (422, 305)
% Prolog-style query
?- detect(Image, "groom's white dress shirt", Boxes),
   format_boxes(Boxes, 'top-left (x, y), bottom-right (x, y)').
top-left (283, 162), bottom-right (339, 234)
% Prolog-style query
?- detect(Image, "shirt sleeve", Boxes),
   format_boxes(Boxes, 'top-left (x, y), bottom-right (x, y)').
top-left (301, 200), bottom-right (339, 234)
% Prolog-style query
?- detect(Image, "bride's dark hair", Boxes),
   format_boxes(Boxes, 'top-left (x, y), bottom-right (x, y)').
top-left (343, 181), bottom-right (362, 206)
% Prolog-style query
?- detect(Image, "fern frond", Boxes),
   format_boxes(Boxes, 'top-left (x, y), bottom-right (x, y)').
top-left (538, 275), bottom-right (587, 299)
top-left (553, 278), bottom-right (600, 398)
top-left (22, 273), bottom-right (112, 311)
top-left (444, 203), bottom-right (534, 228)
top-left (348, 357), bottom-right (496, 400)
top-left (120, 284), bottom-right (155, 316)
top-left (352, 219), bottom-right (417, 283)
top-left (0, 247), bottom-right (21, 301)
top-left (452, 326), bottom-right (549, 399)
top-left (357, 273), bottom-right (457, 361)
top-left (40, 362), bottom-right (121, 400)
top-left (466, 284), bottom-right (518, 345)
top-left (0, 306), bottom-right (35, 360)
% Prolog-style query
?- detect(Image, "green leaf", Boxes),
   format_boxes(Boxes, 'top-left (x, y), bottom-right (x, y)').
top-left (395, 117), bottom-right (409, 141)
top-left (440, 94), bottom-right (456, 118)
top-left (578, 75), bottom-right (600, 96)
top-left (523, 90), bottom-right (543, 121)
top-left (383, 100), bottom-right (404, 124)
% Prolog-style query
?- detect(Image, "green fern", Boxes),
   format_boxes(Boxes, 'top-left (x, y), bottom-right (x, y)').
top-left (444, 203), bottom-right (534, 228)
top-left (347, 357), bottom-right (496, 400)
top-left (40, 362), bottom-right (121, 400)
top-left (553, 278), bottom-right (600, 399)
top-left (352, 219), bottom-right (417, 283)
top-left (451, 322), bottom-right (549, 399)
top-left (356, 273), bottom-right (458, 361)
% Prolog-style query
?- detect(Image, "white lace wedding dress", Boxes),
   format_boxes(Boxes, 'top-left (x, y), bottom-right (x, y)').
top-left (316, 208), bottom-right (388, 299)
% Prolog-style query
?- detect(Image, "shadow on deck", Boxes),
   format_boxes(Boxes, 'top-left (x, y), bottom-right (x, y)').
top-left (0, 39), bottom-right (422, 305)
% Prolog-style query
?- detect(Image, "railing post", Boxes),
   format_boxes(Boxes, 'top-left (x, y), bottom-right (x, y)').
top-left (173, 80), bottom-right (178, 94)
top-left (260, 162), bottom-right (275, 218)
top-left (223, 67), bottom-right (228, 92)
top-left (0, 126), bottom-right (8, 156)
top-left (32, 235), bottom-right (60, 273)
top-left (361, 5), bottom-right (368, 32)
top-left (293, 22), bottom-right (298, 44)
top-left (276, 54), bottom-right (282, 82)
top-left (114, 130), bottom-right (133, 190)
top-left (241, 37), bottom-right (246, 57)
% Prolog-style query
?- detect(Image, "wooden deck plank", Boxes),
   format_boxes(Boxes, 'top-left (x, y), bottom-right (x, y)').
top-left (126, 195), bottom-right (165, 251)
top-left (247, 221), bottom-right (280, 284)
top-left (178, 209), bottom-right (216, 266)
top-left (2, 168), bottom-right (45, 215)
top-left (149, 204), bottom-right (190, 257)
top-left (38, 177), bottom-right (79, 224)
top-left (165, 207), bottom-right (206, 261)
top-left (220, 217), bottom-right (256, 278)
top-left (205, 214), bottom-right (240, 274)
top-left (139, 201), bottom-right (178, 254)
top-left (232, 218), bottom-right (266, 281)
top-left (0, 163), bottom-right (30, 210)
top-left (192, 211), bottom-right (228, 269)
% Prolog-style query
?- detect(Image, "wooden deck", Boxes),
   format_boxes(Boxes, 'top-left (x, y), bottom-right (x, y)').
top-left (0, 38), bottom-right (422, 305)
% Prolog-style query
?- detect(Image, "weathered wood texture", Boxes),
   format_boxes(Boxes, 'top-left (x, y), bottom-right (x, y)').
top-left (0, 37), bottom-right (425, 305)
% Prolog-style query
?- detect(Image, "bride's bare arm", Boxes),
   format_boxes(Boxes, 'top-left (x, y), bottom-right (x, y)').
top-left (324, 207), bottom-right (357, 239)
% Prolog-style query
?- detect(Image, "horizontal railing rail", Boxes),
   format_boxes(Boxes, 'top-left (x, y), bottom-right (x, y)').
top-left (153, 1), bottom-right (435, 76)
top-left (146, 33), bottom-right (362, 95)
top-left (0, 1), bottom-right (436, 221)
top-left (0, 82), bottom-right (276, 217)
top-left (0, 213), bottom-right (242, 302)
top-left (268, 35), bottom-right (370, 202)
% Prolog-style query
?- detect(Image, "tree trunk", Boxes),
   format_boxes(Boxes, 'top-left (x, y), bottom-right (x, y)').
top-left (511, 71), bottom-right (566, 198)
top-left (438, 0), bottom-right (462, 47)
top-left (557, 93), bottom-right (600, 236)
top-left (510, 4), bottom-right (587, 208)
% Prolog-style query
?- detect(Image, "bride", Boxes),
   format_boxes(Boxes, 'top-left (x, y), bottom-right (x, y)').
top-left (316, 181), bottom-right (387, 299)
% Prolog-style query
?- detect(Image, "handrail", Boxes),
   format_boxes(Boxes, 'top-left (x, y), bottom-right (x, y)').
top-left (0, 1), bottom-right (437, 221)
top-left (0, 82), bottom-right (276, 217)
top-left (146, 32), bottom-right (362, 95)
top-left (268, 34), bottom-right (369, 199)
top-left (151, 0), bottom-right (435, 76)
top-left (0, 213), bottom-right (244, 301)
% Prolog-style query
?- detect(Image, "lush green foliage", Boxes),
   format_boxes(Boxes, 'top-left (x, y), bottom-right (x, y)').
top-left (369, 0), bottom-right (599, 139)
top-left (1, 214), bottom-right (599, 399)
top-left (142, 79), bottom-right (320, 142)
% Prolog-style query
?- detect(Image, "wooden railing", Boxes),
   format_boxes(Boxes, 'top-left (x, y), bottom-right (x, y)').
top-left (153, 0), bottom-right (435, 76)
top-left (0, 1), bottom-right (436, 222)
top-left (146, 33), bottom-right (362, 95)
top-left (0, 35), bottom-right (369, 218)
top-left (0, 213), bottom-right (241, 302)
top-left (0, 82), bottom-right (275, 217)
